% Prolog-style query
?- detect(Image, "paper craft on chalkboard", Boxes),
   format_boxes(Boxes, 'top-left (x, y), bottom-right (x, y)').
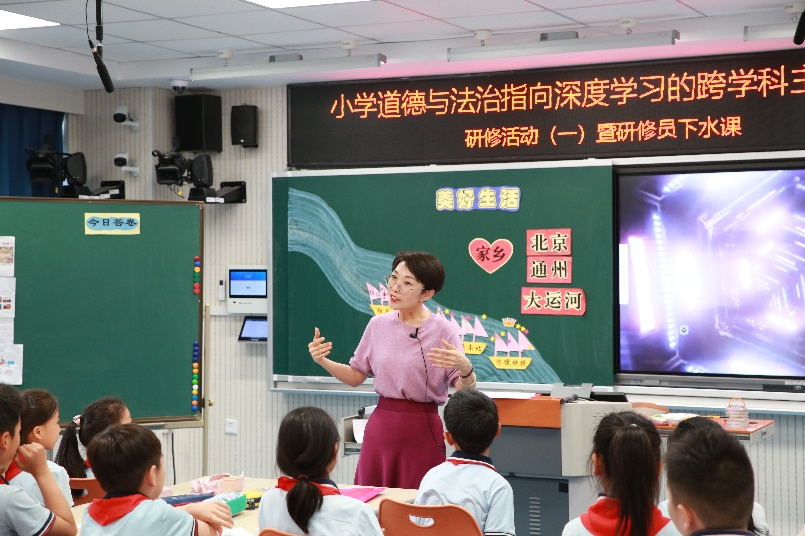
top-left (469, 238), bottom-right (513, 274)
top-left (0, 237), bottom-right (14, 278)
top-left (0, 344), bottom-right (23, 385)
top-left (0, 278), bottom-right (16, 318)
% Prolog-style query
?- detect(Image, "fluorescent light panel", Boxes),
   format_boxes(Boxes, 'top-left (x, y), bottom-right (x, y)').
top-left (247, 0), bottom-right (371, 7)
top-left (190, 53), bottom-right (386, 81)
top-left (0, 10), bottom-right (58, 30)
top-left (743, 23), bottom-right (797, 41)
top-left (448, 30), bottom-right (680, 62)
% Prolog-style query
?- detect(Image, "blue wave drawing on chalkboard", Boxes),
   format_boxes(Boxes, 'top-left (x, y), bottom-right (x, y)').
top-left (288, 188), bottom-right (560, 384)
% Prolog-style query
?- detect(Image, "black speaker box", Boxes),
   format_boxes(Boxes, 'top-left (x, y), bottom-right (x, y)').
top-left (175, 95), bottom-right (222, 152)
top-left (231, 105), bottom-right (258, 148)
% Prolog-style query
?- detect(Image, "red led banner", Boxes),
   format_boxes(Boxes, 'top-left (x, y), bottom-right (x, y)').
top-left (289, 50), bottom-right (805, 167)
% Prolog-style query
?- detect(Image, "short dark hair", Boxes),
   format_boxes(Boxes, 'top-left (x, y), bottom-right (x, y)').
top-left (443, 390), bottom-right (498, 454)
top-left (20, 389), bottom-right (59, 444)
top-left (665, 427), bottom-right (754, 529)
top-left (0, 384), bottom-right (23, 437)
top-left (666, 416), bottom-right (721, 450)
top-left (392, 251), bottom-right (445, 293)
top-left (87, 423), bottom-right (162, 495)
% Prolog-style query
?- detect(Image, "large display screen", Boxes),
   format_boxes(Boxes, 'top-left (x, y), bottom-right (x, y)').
top-left (616, 164), bottom-right (805, 390)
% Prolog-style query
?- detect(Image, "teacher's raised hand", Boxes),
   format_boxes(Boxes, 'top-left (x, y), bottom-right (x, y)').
top-left (427, 339), bottom-right (473, 377)
top-left (308, 327), bottom-right (333, 364)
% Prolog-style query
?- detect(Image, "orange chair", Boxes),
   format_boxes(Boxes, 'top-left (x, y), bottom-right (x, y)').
top-left (378, 497), bottom-right (483, 536)
top-left (69, 477), bottom-right (105, 506)
top-left (258, 529), bottom-right (297, 536)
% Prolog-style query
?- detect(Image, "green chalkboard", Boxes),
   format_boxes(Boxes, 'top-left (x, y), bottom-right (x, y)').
top-left (273, 164), bottom-right (614, 387)
top-left (0, 198), bottom-right (203, 422)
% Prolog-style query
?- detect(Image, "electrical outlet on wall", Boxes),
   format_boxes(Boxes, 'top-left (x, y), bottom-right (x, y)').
top-left (225, 419), bottom-right (238, 435)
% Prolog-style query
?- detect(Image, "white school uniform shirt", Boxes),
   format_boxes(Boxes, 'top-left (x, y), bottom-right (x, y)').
top-left (8, 461), bottom-right (73, 507)
top-left (563, 496), bottom-right (681, 536)
top-left (415, 451), bottom-right (515, 536)
top-left (81, 494), bottom-right (196, 536)
top-left (258, 478), bottom-right (383, 536)
top-left (659, 500), bottom-right (769, 536)
top-left (0, 481), bottom-right (55, 536)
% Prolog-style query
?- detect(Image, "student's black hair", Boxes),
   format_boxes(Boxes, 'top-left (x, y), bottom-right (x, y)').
top-left (87, 423), bottom-right (162, 495)
top-left (0, 384), bottom-right (23, 437)
top-left (392, 251), bottom-right (445, 293)
top-left (276, 406), bottom-right (340, 535)
top-left (591, 411), bottom-right (662, 536)
top-left (19, 389), bottom-right (58, 444)
top-left (443, 389), bottom-right (498, 454)
top-left (665, 427), bottom-right (754, 530)
top-left (54, 396), bottom-right (128, 496)
top-left (666, 416), bottom-right (722, 450)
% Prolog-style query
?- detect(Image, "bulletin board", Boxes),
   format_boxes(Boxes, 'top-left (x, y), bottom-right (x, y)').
top-left (273, 162), bottom-right (614, 387)
top-left (0, 198), bottom-right (203, 423)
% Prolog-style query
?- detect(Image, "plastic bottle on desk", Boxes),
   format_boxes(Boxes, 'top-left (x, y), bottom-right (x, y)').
top-left (725, 397), bottom-right (749, 429)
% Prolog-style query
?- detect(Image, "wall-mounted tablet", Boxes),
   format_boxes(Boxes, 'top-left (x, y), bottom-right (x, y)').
top-left (227, 265), bottom-right (268, 314)
top-left (238, 316), bottom-right (268, 342)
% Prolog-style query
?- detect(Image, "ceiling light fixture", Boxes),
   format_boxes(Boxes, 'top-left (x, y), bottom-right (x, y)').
top-left (0, 10), bottom-right (58, 31)
top-left (190, 53), bottom-right (387, 82)
top-left (744, 2), bottom-right (804, 41)
top-left (447, 30), bottom-right (680, 62)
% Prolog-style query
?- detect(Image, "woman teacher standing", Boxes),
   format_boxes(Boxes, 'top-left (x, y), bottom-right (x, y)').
top-left (308, 251), bottom-right (477, 489)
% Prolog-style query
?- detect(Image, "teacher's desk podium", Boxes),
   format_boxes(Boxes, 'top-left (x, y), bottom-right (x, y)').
top-left (489, 397), bottom-right (632, 536)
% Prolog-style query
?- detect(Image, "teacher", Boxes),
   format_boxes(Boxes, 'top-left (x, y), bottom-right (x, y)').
top-left (308, 250), bottom-right (476, 489)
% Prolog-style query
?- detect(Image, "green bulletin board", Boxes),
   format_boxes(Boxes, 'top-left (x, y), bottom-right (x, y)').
top-left (0, 198), bottom-right (203, 422)
top-left (273, 163), bottom-right (614, 387)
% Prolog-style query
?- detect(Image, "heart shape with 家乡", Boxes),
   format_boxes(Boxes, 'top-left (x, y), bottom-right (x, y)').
top-left (468, 238), bottom-right (513, 274)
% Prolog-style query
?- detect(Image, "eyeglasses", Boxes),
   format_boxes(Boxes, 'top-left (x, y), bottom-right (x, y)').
top-left (384, 273), bottom-right (424, 295)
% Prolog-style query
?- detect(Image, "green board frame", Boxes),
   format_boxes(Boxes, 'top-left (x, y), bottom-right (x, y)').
top-left (273, 163), bottom-right (614, 387)
top-left (0, 198), bottom-right (203, 422)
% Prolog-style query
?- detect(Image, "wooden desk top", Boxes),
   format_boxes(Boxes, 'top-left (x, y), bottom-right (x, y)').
top-left (655, 417), bottom-right (774, 443)
top-left (73, 477), bottom-right (418, 535)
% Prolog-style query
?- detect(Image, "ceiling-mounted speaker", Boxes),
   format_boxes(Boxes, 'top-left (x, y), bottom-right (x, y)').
top-left (231, 105), bottom-right (258, 148)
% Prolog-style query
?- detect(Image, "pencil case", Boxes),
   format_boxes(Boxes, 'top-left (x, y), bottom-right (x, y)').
top-left (163, 492), bottom-right (215, 506)
top-left (206, 491), bottom-right (247, 516)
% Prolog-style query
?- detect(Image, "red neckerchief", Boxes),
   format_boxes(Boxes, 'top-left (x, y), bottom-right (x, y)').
top-left (580, 496), bottom-right (670, 536)
top-left (4, 461), bottom-right (23, 481)
top-left (447, 455), bottom-right (496, 471)
top-left (87, 494), bottom-right (150, 526)
top-left (85, 459), bottom-right (92, 469)
top-left (276, 476), bottom-right (340, 496)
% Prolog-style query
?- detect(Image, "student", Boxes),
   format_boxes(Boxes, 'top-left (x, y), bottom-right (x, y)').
top-left (258, 406), bottom-right (383, 535)
top-left (657, 417), bottom-right (768, 536)
top-left (0, 383), bottom-right (77, 536)
top-left (81, 423), bottom-right (233, 535)
top-left (54, 396), bottom-right (131, 497)
top-left (6, 389), bottom-right (73, 506)
top-left (664, 427), bottom-right (755, 536)
top-left (562, 411), bottom-right (678, 536)
top-left (415, 389), bottom-right (515, 536)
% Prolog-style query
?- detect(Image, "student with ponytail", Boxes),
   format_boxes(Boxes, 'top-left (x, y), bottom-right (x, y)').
top-left (562, 411), bottom-right (680, 536)
top-left (6, 389), bottom-right (73, 506)
top-left (258, 406), bottom-right (383, 536)
top-left (54, 396), bottom-right (131, 498)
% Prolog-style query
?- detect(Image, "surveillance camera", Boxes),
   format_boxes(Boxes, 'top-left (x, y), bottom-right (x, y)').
top-left (170, 79), bottom-right (189, 95)
top-left (113, 105), bottom-right (129, 123)
top-left (114, 152), bottom-right (129, 167)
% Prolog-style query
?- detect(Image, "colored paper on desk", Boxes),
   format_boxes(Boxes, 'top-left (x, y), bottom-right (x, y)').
top-left (341, 487), bottom-right (385, 502)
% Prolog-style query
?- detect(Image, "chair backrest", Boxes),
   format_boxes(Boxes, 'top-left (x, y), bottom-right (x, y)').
top-left (258, 529), bottom-right (297, 536)
top-left (69, 477), bottom-right (105, 506)
top-left (378, 497), bottom-right (483, 536)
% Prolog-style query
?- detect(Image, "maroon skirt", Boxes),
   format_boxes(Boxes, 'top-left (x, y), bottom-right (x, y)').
top-left (354, 396), bottom-right (446, 489)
